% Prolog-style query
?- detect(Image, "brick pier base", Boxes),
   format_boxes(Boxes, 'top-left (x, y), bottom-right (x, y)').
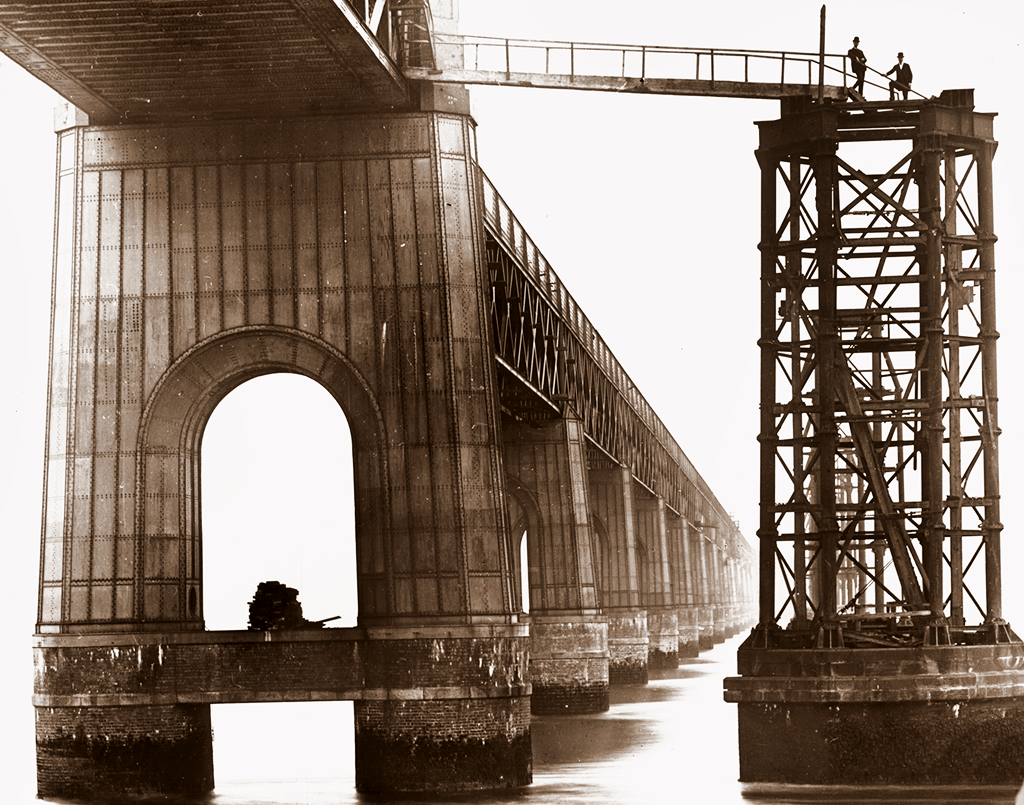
top-left (737, 697), bottom-right (1024, 784)
top-left (647, 609), bottom-right (679, 670)
top-left (355, 697), bottom-right (532, 792)
top-left (36, 704), bottom-right (213, 798)
top-left (697, 606), bottom-right (715, 651)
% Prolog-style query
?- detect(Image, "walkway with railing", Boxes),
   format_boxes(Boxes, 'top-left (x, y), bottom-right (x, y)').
top-left (403, 32), bottom-right (851, 100)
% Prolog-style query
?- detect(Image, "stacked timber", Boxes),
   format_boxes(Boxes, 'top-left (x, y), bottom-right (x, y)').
top-left (246, 580), bottom-right (323, 630)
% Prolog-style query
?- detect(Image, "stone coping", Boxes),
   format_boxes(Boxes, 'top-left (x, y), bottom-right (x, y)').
top-left (724, 670), bottom-right (1024, 704)
top-left (34, 682), bottom-right (532, 709)
top-left (734, 641), bottom-right (1024, 678)
top-left (33, 623), bottom-right (530, 648)
top-left (725, 643), bottom-right (1024, 704)
top-left (527, 612), bottom-right (607, 625)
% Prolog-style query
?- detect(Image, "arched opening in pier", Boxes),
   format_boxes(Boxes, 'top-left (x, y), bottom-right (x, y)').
top-left (507, 492), bottom-right (531, 614)
top-left (520, 534), bottom-right (531, 613)
top-left (202, 373), bottom-right (357, 630)
top-left (201, 373), bottom-right (357, 790)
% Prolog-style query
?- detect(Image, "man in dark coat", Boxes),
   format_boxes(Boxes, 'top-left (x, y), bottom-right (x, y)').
top-left (848, 37), bottom-right (867, 97)
top-left (886, 52), bottom-right (913, 100)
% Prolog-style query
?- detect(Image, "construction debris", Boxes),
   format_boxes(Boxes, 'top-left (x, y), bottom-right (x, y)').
top-left (247, 580), bottom-right (324, 630)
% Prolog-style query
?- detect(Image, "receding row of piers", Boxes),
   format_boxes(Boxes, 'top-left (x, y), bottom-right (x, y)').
top-left (504, 415), bottom-right (754, 712)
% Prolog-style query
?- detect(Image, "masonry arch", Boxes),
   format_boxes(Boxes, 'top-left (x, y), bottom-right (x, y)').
top-left (201, 373), bottom-right (357, 629)
top-left (135, 326), bottom-right (388, 628)
top-left (635, 535), bottom-right (652, 606)
top-left (504, 473), bottom-right (542, 615)
top-left (589, 509), bottom-right (609, 609)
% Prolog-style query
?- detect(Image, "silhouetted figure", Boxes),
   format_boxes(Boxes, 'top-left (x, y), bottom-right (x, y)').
top-left (848, 37), bottom-right (867, 97)
top-left (886, 52), bottom-right (913, 100)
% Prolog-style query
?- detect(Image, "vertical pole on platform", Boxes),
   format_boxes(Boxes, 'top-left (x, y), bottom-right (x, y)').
top-left (817, 5), bottom-right (826, 104)
top-left (870, 322), bottom-right (886, 615)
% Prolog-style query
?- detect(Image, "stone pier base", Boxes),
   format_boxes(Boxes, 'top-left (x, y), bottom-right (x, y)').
top-left (736, 698), bottom-right (1024, 784)
top-left (36, 704), bottom-right (214, 799)
top-left (607, 610), bottom-right (649, 685)
top-left (676, 607), bottom-right (700, 658)
top-left (712, 605), bottom-right (727, 644)
top-left (529, 615), bottom-right (609, 713)
top-left (355, 697), bottom-right (532, 792)
top-left (725, 638), bottom-right (1024, 784)
top-left (697, 606), bottom-right (715, 651)
top-left (647, 609), bottom-right (679, 669)
top-left (34, 626), bottom-right (532, 797)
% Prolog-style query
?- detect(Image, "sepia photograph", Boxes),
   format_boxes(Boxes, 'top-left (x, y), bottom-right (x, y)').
top-left (2, 2), bottom-right (1023, 802)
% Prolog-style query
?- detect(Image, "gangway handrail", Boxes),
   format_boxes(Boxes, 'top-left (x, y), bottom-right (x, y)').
top-left (456, 33), bottom-right (839, 81)
top-left (403, 31), bottom-right (852, 99)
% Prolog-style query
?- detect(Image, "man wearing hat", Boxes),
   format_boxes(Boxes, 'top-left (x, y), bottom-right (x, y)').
top-left (848, 37), bottom-right (867, 98)
top-left (886, 52), bottom-right (913, 100)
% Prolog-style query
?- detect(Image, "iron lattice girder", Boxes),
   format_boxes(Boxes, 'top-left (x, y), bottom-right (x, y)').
top-left (757, 92), bottom-right (1000, 632)
top-left (479, 172), bottom-right (739, 547)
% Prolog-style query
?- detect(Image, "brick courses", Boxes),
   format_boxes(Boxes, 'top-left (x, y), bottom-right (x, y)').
top-left (36, 704), bottom-right (213, 798)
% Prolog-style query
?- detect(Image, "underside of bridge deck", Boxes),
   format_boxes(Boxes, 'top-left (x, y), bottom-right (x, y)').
top-left (0, 1), bottom-right (412, 122)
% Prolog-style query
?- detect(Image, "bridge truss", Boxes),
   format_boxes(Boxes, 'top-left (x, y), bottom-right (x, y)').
top-left (479, 172), bottom-right (740, 546)
top-left (754, 92), bottom-right (1006, 647)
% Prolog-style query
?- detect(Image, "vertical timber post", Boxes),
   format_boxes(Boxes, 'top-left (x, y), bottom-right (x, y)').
top-left (812, 140), bottom-right (840, 638)
top-left (978, 141), bottom-right (1003, 628)
top-left (756, 145), bottom-right (778, 632)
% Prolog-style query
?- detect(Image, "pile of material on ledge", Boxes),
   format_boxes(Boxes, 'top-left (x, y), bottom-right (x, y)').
top-left (247, 580), bottom-right (325, 630)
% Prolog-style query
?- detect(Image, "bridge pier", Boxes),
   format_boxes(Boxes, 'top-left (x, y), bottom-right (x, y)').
top-left (633, 489), bottom-right (678, 669)
top-left (710, 544), bottom-right (729, 644)
top-left (668, 515), bottom-right (698, 659)
top-left (587, 458), bottom-right (648, 684)
top-left (694, 533), bottom-right (717, 651)
top-left (727, 640), bottom-right (1024, 784)
top-left (33, 107), bottom-right (534, 797)
top-left (351, 627), bottom-right (531, 793)
top-left (502, 417), bottom-right (609, 713)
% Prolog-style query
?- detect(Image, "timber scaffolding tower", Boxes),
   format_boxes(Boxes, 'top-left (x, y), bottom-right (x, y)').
top-left (394, 9), bottom-right (1024, 786)
top-left (746, 88), bottom-right (1005, 648)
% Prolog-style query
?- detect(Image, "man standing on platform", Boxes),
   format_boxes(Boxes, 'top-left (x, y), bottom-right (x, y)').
top-left (886, 52), bottom-right (913, 100)
top-left (848, 37), bottom-right (867, 99)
